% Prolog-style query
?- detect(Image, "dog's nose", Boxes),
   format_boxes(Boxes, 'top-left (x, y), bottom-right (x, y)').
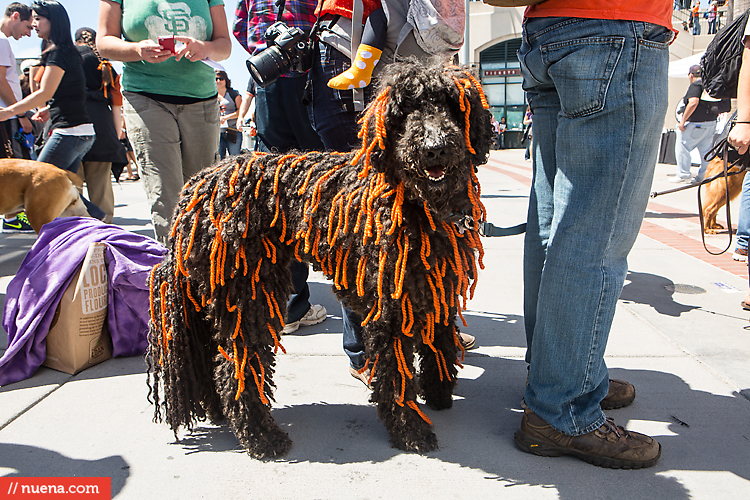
top-left (425, 147), bottom-right (448, 161)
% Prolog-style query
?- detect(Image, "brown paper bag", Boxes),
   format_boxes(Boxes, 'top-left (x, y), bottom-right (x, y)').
top-left (43, 242), bottom-right (112, 375)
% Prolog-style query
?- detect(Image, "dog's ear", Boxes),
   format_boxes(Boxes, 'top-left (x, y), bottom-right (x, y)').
top-left (443, 67), bottom-right (493, 166)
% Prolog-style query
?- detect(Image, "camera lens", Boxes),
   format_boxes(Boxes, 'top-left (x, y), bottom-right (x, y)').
top-left (246, 46), bottom-right (289, 88)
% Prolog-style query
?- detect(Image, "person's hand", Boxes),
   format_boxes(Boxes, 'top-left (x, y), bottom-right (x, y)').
top-left (729, 122), bottom-right (750, 154)
top-left (219, 115), bottom-right (227, 125)
top-left (118, 127), bottom-right (126, 140)
top-left (174, 36), bottom-right (209, 62)
top-left (137, 39), bottom-right (173, 63)
top-left (678, 122), bottom-right (686, 132)
top-left (31, 107), bottom-right (49, 123)
top-left (18, 115), bottom-right (32, 133)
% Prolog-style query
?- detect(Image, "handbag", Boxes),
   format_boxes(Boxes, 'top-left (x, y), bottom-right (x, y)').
top-left (481, 0), bottom-right (547, 6)
top-left (224, 127), bottom-right (239, 144)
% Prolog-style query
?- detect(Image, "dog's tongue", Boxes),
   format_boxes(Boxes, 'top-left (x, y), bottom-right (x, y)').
top-left (426, 166), bottom-right (444, 179)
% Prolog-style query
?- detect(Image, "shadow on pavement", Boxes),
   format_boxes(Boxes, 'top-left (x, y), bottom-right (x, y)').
top-left (620, 271), bottom-right (700, 317)
top-left (0, 443), bottom-right (130, 496)
top-left (159, 313), bottom-right (749, 499)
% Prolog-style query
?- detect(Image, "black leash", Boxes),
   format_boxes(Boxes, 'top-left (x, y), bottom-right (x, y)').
top-left (479, 221), bottom-right (527, 237)
top-left (650, 137), bottom-right (750, 255)
top-left (444, 212), bottom-right (526, 237)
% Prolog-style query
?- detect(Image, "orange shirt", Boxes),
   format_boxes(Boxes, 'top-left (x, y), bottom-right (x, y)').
top-left (317, 0), bottom-right (381, 21)
top-left (526, 0), bottom-right (674, 31)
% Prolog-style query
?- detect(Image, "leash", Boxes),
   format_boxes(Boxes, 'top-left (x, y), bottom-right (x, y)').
top-left (445, 212), bottom-right (526, 237)
top-left (650, 136), bottom-right (750, 255)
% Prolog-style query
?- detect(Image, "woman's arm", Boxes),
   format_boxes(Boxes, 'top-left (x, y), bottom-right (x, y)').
top-left (729, 41), bottom-right (750, 154)
top-left (173, 5), bottom-right (231, 62)
top-left (112, 104), bottom-right (123, 138)
top-left (96, 0), bottom-right (173, 63)
top-left (0, 65), bottom-right (63, 121)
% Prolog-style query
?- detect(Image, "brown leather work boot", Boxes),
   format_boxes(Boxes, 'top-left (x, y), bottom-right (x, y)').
top-left (601, 378), bottom-right (636, 410)
top-left (514, 409), bottom-right (661, 469)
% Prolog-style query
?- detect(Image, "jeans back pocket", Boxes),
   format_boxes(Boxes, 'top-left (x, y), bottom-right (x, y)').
top-left (542, 37), bottom-right (625, 118)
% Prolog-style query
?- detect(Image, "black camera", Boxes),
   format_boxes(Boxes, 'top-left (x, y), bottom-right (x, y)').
top-left (247, 22), bottom-right (314, 88)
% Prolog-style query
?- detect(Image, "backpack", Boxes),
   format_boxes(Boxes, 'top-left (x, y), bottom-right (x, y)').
top-left (700, 8), bottom-right (750, 99)
top-left (397, 0), bottom-right (465, 56)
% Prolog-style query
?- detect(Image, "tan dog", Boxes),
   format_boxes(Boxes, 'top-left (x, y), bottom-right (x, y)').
top-left (702, 156), bottom-right (747, 234)
top-left (0, 159), bottom-right (89, 233)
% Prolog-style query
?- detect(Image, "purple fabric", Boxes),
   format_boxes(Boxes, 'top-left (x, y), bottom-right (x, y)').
top-left (0, 217), bottom-right (166, 386)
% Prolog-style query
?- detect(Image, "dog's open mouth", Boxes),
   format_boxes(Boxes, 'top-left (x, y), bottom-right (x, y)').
top-left (423, 165), bottom-right (446, 182)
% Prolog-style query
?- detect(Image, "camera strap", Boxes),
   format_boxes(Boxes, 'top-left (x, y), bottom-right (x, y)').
top-left (275, 0), bottom-right (287, 19)
top-left (351, 0), bottom-right (365, 112)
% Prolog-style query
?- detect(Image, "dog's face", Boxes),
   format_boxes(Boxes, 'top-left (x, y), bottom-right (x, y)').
top-left (365, 62), bottom-right (493, 216)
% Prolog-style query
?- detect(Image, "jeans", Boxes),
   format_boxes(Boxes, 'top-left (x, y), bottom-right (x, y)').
top-left (254, 74), bottom-right (325, 322)
top-left (218, 130), bottom-right (242, 159)
top-left (310, 42), bottom-right (375, 369)
top-left (734, 172), bottom-right (750, 252)
top-left (255, 75), bottom-right (324, 153)
top-left (519, 17), bottom-right (671, 436)
top-left (37, 132), bottom-right (105, 220)
top-left (675, 121), bottom-right (716, 181)
top-left (123, 91), bottom-right (220, 244)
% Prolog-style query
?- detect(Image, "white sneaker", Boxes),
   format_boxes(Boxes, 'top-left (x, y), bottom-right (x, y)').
top-left (349, 365), bottom-right (373, 389)
top-left (669, 176), bottom-right (693, 184)
top-left (282, 304), bottom-right (327, 334)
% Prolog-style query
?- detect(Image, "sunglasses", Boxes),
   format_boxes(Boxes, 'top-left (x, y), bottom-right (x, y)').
top-left (216, 77), bottom-right (225, 81)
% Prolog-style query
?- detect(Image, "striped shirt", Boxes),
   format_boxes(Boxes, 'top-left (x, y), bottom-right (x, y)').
top-left (233, 0), bottom-right (319, 56)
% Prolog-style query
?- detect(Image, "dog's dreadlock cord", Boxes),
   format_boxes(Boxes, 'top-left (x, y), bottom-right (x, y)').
top-left (401, 292), bottom-right (414, 334)
top-left (352, 87), bottom-right (390, 178)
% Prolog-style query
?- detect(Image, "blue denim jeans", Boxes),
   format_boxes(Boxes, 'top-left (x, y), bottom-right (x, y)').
top-left (735, 173), bottom-right (750, 252)
top-left (255, 74), bottom-right (324, 153)
top-left (309, 42), bottom-right (376, 369)
top-left (37, 131), bottom-right (95, 174)
top-left (675, 121), bottom-right (716, 181)
top-left (37, 131), bottom-right (105, 220)
top-left (218, 130), bottom-right (242, 159)
top-left (519, 18), bottom-right (671, 436)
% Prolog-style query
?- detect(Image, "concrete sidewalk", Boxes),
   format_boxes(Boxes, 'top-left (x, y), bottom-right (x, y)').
top-left (1, 149), bottom-right (748, 499)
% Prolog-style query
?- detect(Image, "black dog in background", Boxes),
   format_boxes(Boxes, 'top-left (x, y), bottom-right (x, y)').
top-left (147, 61), bottom-right (494, 458)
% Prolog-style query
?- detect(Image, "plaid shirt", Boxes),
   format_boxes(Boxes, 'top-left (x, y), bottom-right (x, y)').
top-left (233, 0), bottom-right (319, 56)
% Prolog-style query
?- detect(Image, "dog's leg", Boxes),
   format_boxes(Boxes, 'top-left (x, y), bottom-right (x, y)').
top-left (213, 345), bottom-right (291, 459)
top-left (370, 328), bottom-right (438, 452)
top-left (702, 183), bottom-right (727, 234)
top-left (418, 321), bottom-right (459, 411)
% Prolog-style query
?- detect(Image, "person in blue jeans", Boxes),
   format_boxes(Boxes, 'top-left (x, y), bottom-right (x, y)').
top-left (516, 13), bottom-right (670, 468)
top-left (233, 0), bottom-right (328, 334)
top-left (0, 0), bottom-right (104, 220)
top-left (727, 21), bottom-right (750, 308)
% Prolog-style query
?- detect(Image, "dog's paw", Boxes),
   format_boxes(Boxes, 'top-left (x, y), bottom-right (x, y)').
top-left (242, 427), bottom-right (292, 459)
top-left (392, 428), bottom-right (439, 453)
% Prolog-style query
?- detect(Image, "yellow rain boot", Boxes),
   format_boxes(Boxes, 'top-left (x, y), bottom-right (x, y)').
top-left (328, 44), bottom-right (383, 90)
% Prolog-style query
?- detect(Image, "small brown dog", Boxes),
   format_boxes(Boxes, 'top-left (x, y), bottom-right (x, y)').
top-left (702, 156), bottom-right (747, 234)
top-left (0, 159), bottom-right (89, 233)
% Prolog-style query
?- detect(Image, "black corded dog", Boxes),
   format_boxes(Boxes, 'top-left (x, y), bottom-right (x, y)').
top-left (147, 61), bottom-right (493, 458)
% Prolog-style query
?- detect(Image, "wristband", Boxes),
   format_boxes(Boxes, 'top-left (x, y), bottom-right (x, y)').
top-left (736, 121), bottom-right (750, 124)
top-left (16, 114), bottom-right (25, 119)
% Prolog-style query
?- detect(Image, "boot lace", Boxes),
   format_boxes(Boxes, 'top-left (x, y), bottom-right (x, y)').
top-left (600, 417), bottom-right (624, 438)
